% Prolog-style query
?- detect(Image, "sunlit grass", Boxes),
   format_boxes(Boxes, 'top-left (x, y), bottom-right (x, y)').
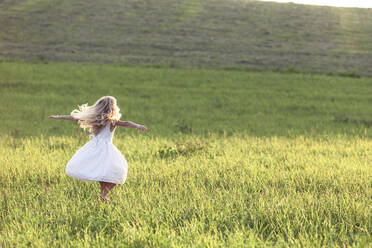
top-left (1, 134), bottom-right (371, 247)
top-left (0, 61), bottom-right (371, 247)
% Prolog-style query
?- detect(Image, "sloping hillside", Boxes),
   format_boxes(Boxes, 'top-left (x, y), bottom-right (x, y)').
top-left (1, 0), bottom-right (372, 75)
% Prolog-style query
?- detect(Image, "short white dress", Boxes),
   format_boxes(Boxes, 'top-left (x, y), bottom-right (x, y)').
top-left (65, 122), bottom-right (128, 184)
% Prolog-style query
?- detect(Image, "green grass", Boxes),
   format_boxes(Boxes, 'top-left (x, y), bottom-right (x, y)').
top-left (1, 134), bottom-right (371, 247)
top-left (0, 61), bottom-right (371, 247)
top-left (0, 61), bottom-right (371, 138)
top-left (1, 0), bottom-right (372, 76)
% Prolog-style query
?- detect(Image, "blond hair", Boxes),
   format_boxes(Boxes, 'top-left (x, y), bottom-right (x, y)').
top-left (71, 96), bottom-right (122, 135)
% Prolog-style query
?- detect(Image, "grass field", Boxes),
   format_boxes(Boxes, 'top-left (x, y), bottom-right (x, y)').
top-left (1, 61), bottom-right (371, 138)
top-left (0, 61), bottom-right (371, 247)
top-left (1, 0), bottom-right (372, 76)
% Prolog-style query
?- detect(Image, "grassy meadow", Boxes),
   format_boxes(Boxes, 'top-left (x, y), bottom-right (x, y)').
top-left (0, 61), bottom-right (371, 247)
top-left (1, 0), bottom-right (372, 76)
top-left (1, 61), bottom-right (371, 138)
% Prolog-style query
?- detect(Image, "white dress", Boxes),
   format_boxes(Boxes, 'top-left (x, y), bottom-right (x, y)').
top-left (65, 123), bottom-right (128, 184)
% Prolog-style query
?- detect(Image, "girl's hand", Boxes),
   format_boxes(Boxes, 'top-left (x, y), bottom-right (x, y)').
top-left (138, 125), bottom-right (147, 131)
top-left (49, 115), bottom-right (59, 119)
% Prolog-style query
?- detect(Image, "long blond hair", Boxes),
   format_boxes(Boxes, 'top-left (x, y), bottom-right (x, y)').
top-left (71, 96), bottom-right (122, 135)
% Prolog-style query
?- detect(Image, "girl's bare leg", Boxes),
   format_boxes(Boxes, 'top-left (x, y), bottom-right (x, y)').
top-left (99, 181), bottom-right (105, 194)
top-left (99, 181), bottom-right (116, 202)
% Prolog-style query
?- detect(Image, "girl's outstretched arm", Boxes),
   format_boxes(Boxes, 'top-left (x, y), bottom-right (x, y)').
top-left (115, 120), bottom-right (147, 131)
top-left (49, 115), bottom-right (78, 121)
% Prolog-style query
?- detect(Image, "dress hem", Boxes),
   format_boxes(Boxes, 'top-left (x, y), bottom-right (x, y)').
top-left (66, 172), bottom-right (125, 184)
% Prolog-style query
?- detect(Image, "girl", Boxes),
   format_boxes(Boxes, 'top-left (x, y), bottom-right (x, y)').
top-left (49, 96), bottom-right (147, 203)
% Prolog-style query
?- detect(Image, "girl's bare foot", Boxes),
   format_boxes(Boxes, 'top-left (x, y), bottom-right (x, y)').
top-left (99, 181), bottom-right (116, 203)
top-left (97, 195), bottom-right (109, 203)
top-left (102, 195), bottom-right (110, 203)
